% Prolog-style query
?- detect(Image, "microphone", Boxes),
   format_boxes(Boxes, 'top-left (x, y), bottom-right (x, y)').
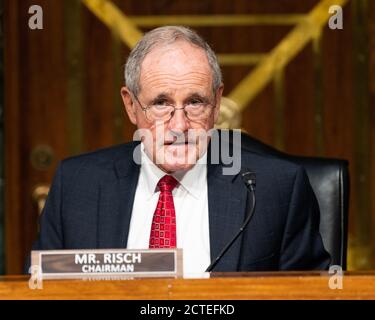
top-left (206, 171), bottom-right (256, 272)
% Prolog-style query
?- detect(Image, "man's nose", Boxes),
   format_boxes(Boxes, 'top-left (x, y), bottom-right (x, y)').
top-left (168, 107), bottom-right (190, 132)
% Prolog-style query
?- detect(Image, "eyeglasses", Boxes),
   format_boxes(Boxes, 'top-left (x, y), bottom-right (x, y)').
top-left (132, 94), bottom-right (216, 123)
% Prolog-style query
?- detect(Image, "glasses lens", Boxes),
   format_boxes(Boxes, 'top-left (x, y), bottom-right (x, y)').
top-left (185, 103), bottom-right (213, 121)
top-left (144, 103), bottom-right (215, 122)
top-left (148, 105), bottom-right (174, 122)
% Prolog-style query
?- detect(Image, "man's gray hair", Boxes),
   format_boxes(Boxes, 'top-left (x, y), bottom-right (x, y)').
top-left (125, 26), bottom-right (222, 96)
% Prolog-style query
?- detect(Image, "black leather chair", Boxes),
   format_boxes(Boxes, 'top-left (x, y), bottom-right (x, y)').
top-left (234, 131), bottom-right (349, 269)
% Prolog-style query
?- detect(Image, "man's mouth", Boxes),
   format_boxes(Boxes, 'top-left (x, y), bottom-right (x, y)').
top-left (164, 141), bottom-right (193, 146)
top-left (164, 139), bottom-right (196, 146)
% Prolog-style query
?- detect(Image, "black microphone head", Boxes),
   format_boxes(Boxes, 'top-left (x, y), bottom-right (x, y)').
top-left (241, 171), bottom-right (256, 189)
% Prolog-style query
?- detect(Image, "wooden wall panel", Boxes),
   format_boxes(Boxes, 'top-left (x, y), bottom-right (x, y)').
top-left (5, 0), bottom-right (68, 273)
top-left (284, 44), bottom-right (316, 155)
top-left (83, 5), bottom-right (116, 151)
top-left (4, 0), bottom-right (22, 275)
top-left (0, 0), bottom-right (5, 275)
top-left (368, 0), bottom-right (375, 267)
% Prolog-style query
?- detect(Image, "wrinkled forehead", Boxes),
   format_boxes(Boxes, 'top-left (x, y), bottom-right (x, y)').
top-left (139, 41), bottom-right (213, 95)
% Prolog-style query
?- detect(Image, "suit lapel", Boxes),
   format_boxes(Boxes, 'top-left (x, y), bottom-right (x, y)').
top-left (97, 142), bottom-right (140, 248)
top-left (207, 161), bottom-right (248, 271)
top-left (116, 142), bottom-right (141, 247)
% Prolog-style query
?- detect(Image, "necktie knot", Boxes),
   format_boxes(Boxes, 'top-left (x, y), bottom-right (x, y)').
top-left (157, 175), bottom-right (178, 193)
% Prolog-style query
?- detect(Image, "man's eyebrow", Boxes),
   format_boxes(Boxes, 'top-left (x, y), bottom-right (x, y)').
top-left (150, 93), bottom-right (171, 103)
top-left (185, 93), bottom-right (210, 103)
top-left (149, 92), bottom-right (210, 104)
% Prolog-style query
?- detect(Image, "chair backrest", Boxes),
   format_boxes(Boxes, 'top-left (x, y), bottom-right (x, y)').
top-left (235, 131), bottom-right (349, 269)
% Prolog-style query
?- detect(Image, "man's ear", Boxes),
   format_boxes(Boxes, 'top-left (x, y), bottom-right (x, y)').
top-left (214, 84), bottom-right (224, 123)
top-left (121, 86), bottom-right (137, 125)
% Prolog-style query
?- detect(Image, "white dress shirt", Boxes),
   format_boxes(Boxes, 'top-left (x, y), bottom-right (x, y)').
top-left (127, 145), bottom-right (211, 275)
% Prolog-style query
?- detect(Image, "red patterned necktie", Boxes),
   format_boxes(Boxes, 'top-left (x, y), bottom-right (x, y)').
top-left (149, 175), bottom-right (179, 248)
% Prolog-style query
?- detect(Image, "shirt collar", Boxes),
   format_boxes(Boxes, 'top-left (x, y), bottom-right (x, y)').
top-left (140, 144), bottom-right (207, 200)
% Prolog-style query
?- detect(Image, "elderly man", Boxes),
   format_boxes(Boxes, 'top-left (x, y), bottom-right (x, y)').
top-left (31, 26), bottom-right (330, 273)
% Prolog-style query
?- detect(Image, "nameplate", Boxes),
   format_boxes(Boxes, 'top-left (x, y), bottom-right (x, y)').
top-left (31, 249), bottom-right (183, 280)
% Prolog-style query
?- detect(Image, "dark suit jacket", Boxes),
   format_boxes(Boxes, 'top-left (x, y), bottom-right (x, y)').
top-left (30, 139), bottom-right (331, 272)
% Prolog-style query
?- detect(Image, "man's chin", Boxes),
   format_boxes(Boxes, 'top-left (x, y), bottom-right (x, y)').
top-left (158, 162), bottom-right (195, 173)
top-left (158, 151), bottom-right (199, 173)
top-left (151, 142), bottom-right (208, 172)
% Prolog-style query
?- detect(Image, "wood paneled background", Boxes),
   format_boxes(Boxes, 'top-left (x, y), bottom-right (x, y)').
top-left (3, 0), bottom-right (375, 274)
top-left (0, 0), bottom-right (5, 275)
